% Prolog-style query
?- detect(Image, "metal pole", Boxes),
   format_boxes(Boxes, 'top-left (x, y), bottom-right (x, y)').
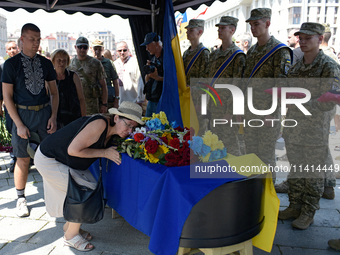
top-left (150, 0), bottom-right (157, 32)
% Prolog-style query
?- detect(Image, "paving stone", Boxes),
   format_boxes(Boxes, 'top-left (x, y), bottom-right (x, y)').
top-left (0, 217), bottom-right (48, 242)
top-left (0, 241), bottom-right (55, 255)
top-left (280, 246), bottom-right (339, 254)
top-left (28, 221), bottom-right (65, 247)
top-left (253, 245), bottom-right (281, 255)
top-left (274, 222), bottom-right (340, 250)
top-left (0, 169), bottom-right (9, 180)
top-left (277, 193), bottom-right (289, 207)
top-left (0, 239), bottom-right (8, 250)
top-left (0, 179), bottom-right (8, 190)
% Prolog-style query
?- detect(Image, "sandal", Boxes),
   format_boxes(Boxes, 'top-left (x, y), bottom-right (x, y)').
top-left (63, 228), bottom-right (92, 241)
top-left (64, 234), bottom-right (94, 252)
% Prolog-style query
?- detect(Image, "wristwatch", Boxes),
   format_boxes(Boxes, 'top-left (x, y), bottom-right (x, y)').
top-left (102, 103), bottom-right (108, 107)
top-left (115, 96), bottom-right (120, 100)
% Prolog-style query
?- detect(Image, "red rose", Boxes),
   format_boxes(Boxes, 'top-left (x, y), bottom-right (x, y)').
top-left (165, 151), bottom-right (181, 163)
top-left (178, 159), bottom-right (190, 166)
top-left (145, 140), bottom-right (159, 154)
top-left (182, 147), bottom-right (191, 161)
top-left (174, 126), bottom-right (184, 132)
top-left (169, 138), bottom-right (180, 149)
top-left (134, 133), bottom-right (145, 143)
top-left (178, 141), bottom-right (189, 154)
top-left (160, 136), bottom-right (168, 145)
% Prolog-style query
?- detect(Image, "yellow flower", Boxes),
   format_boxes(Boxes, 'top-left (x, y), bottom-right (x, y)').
top-left (142, 117), bottom-right (151, 122)
top-left (159, 111), bottom-right (169, 125)
top-left (202, 130), bottom-right (213, 146)
top-left (200, 153), bottom-right (211, 162)
top-left (158, 145), bottom-right (169, 154)
top-left (144, 147), bottom-right (159, 163)
top-left (152, 113), bottom-right (160, 119)
top-left (162, 132), bottom-right (173, 143)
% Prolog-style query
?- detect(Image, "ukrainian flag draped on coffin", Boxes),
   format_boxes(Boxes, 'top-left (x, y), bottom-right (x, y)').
top-left (157, 0), bottom-right (198, 131)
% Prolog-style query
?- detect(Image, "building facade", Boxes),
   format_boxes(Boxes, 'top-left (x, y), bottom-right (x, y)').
top-left (200, 0), bottom-right (340, 51)
top-left (84, 30), bottom-right (116, 51)
top-left (0, 14), bottom-right (7, 57)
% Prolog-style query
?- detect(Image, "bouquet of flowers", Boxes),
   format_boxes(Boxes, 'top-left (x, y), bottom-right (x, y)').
top-left (117, 112), bottom-right (227, 166)
top-left (0, 116), bottom-right (12, 152)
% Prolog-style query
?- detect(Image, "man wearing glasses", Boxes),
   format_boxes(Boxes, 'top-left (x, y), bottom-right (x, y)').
top-left (68, 36), bottom-right (108, 115)
top-left (114, 41), bottom-right (144, 108)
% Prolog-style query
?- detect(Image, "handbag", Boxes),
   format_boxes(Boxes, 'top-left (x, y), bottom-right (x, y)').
top-left (63, 116), bottom-right (106, 223)
top-left (63, 161), bottom-right (105, 224)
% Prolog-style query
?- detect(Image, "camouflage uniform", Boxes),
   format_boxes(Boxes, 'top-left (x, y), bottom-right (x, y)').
top-left (243, 36), bottom-right (292, 168)
top-left (321, 23), bottom-right (339, 189)
top-left (203, 16), bottom-right (246, 156)
top-left (68, 56), bottom-right (106, 115)
top-left (283, 49), bottom-right (339, 217)
top-left (183, 43), bottom-right (209, 86)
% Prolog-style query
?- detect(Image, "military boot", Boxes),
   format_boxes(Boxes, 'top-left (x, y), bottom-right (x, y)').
top-left (278, 207), bottom-right (300, 220)
top-left (322, 186), bottom-right (335, 200)
top-left (328, 239), bottom-right (340, 251)
top-left (274, 180), bottom-right (289, 193)
top-left (291, 213), bottom-right (314, 230)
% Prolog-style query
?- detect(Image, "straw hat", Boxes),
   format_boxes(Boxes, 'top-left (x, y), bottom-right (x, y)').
top-left (108, 101), bottom-right (145, 125)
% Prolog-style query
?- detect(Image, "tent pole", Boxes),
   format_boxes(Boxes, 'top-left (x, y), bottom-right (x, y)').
top-left (150, 0), bottom-right (157, 32)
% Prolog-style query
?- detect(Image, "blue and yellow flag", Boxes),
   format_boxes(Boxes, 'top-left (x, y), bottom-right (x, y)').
top-left (157, 0), bottom-right (198, 131)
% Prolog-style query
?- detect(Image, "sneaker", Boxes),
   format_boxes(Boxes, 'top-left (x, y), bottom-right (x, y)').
top-left (275, 180), bottom-right (289, 193)
top-left (16, 198), bottom-right (29, 217)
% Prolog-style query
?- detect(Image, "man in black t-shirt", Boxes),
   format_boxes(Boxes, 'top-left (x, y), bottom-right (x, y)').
top-left (2, 23), bottom-right (59, 217)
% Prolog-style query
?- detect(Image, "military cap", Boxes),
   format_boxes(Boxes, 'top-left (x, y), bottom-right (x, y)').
top-left (215, 16), bottom-right (239, 27)
top-left (322, 23), bottom-right (331, 33)
top-left (76, 36), bottom-right (89, 46)
top-left (294, 22), bottom-right (325, 36)
top-left (246, 8), bottom-right (272, 22)
top-left (185, 19), bottom-right (205, 29)
top-left (92, 39), bottom-right (103, 47)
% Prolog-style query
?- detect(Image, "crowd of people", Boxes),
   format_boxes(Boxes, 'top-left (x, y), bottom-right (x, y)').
top-left (1, 5), bottom-right (340, 252)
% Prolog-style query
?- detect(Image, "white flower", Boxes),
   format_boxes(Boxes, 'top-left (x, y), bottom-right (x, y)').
top-left (135, 127), bottom-right (147, 134)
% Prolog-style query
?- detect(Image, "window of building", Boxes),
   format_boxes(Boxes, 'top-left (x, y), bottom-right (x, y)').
top-left (335, 16), bottom-right (338, 23)
top-left (262, 0), bottom-right (266, 6)
top-left (57, 35), bottom-right (60, 40)
top-left (333, 38), bottom-right (336, 45)
top-left (318, 0), bottom-right (321, 3)
top-left (325, 7), bottom-right (328, 15)
top-left (307, 7), bottom-right (310, 14)
top-left (288, 7), bottom-right (301, 24)
top-left (334, 27), bottom-right (337, 35)
top-left (65, 42), bottom-right (67, 48)
top-left (325, 17), bottom-right (327, 22)
top-left (317, 7), bottom-right (321, 14)
top-left (317, 17), bottom-right (320, 22)
top-left (61, 42), bottom-right (64, 48)
top-left (336, 7), bottom-right (338, 14)
top-left (58, 42), bottom-right (60, 48)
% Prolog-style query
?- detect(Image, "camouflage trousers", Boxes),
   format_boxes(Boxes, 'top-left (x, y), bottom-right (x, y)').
top-left (85, 97), bottom-right (99, 115)
top-left (244, 120), bottom-right (281, 182)
top-left (210, 114), bottom-right (241, 156)
top-left (286, 143), bottom-right (328, 216)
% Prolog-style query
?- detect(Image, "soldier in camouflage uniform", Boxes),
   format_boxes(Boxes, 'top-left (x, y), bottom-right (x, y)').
top-left (183, 19), bottom-right (209, 86)
top-left (278, 22), bottom-right (340, 230)
top-left (205, 16), bottom-right (246, 156)
top-left (183, 19), bottom-right (210, 135)
top-left (243, 8), bottom-right (292, 177)
top-left (68, 37), bottom-right (108, 115)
